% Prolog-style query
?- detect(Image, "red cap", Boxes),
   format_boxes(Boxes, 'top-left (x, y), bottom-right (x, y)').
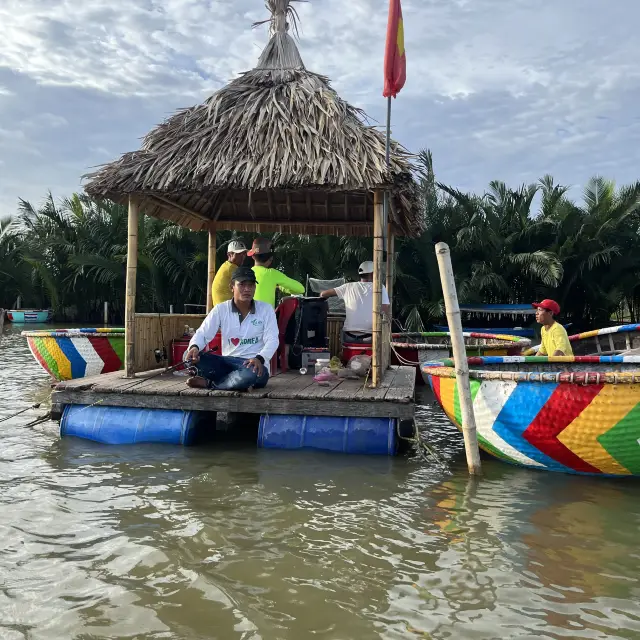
top-left (247, 237), bottom-right (272, 257)
top-left (532, 299), bottom-right (560, 315)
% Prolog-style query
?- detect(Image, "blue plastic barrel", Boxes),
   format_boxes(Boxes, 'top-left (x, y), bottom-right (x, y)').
top-left (60, 405), bottom-right (203, 445)
top-left (258, 414), bottom-right (397, 455)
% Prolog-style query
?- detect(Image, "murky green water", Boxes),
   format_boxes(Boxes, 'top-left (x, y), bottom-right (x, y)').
top-left (1, 323), bottom-right (640, 639)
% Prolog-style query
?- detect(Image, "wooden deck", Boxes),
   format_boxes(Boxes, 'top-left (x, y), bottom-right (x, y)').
top-left (52, 366), bottom-right (416, 420)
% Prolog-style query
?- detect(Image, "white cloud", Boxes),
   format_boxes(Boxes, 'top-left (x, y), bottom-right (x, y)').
top-left (0, 0), bottom-right (639, 216)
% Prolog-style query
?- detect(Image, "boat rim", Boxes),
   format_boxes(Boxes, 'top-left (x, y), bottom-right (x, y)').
top-left (422, 355), bottom-right (640, 385)
top-left (21, 328), bottom-right (125, 337)
top-left (391, 331), bottom-right (530, 349)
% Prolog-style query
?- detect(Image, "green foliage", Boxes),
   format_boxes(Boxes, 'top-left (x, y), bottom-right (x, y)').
top-left (2, 152), bottom-right (640, 330)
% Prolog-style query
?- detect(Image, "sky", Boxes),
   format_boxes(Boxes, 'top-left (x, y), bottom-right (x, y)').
top-left (0, 0), bottom-right (639, 217)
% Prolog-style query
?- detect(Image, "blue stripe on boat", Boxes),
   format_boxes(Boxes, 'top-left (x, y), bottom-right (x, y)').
top-left (492, 381), bottom-right (572, 471)
top-left (56, 337), bottom-right (87, 379)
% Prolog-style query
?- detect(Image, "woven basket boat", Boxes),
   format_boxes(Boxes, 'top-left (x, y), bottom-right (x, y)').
top-left (23, 328), bottom-right (125, 381)
top-left (421, 355), bottom-right (640, 477)
top-left (391, 332), bottom-right (531, 382)
top-left (525, 323), bottom-right (640, 356)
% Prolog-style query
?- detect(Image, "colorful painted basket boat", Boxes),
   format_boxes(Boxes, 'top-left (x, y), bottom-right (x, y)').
top-left (421, 355), bottom-right (640, 477)
top-left (8, 309), bottom-right (52, 323)
top-left (23, 328), bottom-right (125, 381)
top-left (525, 323), bottom-right (640, 356)
top-left (391, 332), bottom-right (531, 382)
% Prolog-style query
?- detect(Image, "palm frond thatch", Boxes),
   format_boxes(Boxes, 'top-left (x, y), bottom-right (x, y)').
top-left (84, 1), bottom-right (422, 238)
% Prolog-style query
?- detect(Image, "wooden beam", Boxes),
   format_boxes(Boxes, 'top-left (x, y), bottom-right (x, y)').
top-left (286, 191), bottom-right (292, 221)
top-left (371, 190), bottom-right (385, 388)
top-left (206, 224), bottom-right (217, 313)
top-left (386, 224), bottom-right (395, 317)
top-left (150, 194), bottom-right (211, 223)
top-left (52, 390), bottom-right (415, 419)
top-left (266, 189), bottom-right (275, 218)
top-left (125, 197), bottom-right (139, 378)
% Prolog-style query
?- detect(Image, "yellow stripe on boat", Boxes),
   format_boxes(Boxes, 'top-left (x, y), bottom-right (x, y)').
top-left (557, 384), bottom-right (640, 475)
top-left (43, 336), bottom-right (72, 381)
top-left (439, 377), bottom-right (457, 424)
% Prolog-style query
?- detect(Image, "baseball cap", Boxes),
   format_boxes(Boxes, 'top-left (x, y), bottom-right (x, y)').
top-left (231, 267), bottom-right (258, 284)
top-left (247, 238), bottom-right (273, 257)
top-left (358, 261), bottom-right (374, 275)
top-left (227, 240), bottom-right (247, 254)
top-left (532, 299), bottom-right (560, 315)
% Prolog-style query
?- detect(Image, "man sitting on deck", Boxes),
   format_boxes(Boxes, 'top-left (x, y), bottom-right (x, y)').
top-left (211, 240), bottom-right (248, 307)
top-left (185, 267), bottom-right (279, 390)
top-left (249, 238), bottom-right (305, 307)
top-left (532, 299), bottom-right (573, 356)
top-left (320, 261), bottom-right (390, 343)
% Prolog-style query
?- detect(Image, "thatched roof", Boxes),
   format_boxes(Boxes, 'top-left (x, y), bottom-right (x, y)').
top-left (84, 0), bottom-right (423, 237)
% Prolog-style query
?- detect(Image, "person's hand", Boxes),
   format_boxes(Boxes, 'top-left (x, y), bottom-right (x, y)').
top-left (185, 346), bottom-right (200, 364)
top-left (243, 358), bottom-right (264, 376)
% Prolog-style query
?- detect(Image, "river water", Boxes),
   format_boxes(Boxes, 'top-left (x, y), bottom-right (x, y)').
top-left (1, 323), bottom-right (639, 640)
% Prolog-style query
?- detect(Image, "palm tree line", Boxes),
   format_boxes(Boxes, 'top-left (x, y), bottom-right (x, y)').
top-left (2, 150), bottom-right (640, 332)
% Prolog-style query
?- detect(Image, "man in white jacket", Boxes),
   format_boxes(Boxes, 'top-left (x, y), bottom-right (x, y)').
top-left (185, 267), bottom-right (279, 390)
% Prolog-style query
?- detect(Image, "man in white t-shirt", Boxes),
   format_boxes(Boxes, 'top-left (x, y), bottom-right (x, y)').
top-left (320, 261), bottom-right (390, 343)
top-left (184, 267), bottom-right (279, 390)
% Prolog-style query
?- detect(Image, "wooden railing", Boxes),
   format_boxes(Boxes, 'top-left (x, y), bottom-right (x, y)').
top-left (134, 313), bottom-right (205, 372)
top-left (134, 313), bottom-right (350, 372)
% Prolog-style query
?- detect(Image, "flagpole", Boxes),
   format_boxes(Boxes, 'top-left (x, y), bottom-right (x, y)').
top-left (383, 96), bottom-right (391, 240)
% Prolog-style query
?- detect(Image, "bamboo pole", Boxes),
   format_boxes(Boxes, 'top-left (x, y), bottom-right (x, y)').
top-left (371, 190), bottom-right (385, 387)
top-left (435, 242), bottom-right (482, 475)
top-left (206, 225), bottom-right (217, 313)
top-left (125, 197), bottom-right (139, 378)
top-left (385, 224), bottom-right (395, 318)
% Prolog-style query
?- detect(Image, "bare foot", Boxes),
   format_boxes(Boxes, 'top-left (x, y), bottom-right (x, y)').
top-left (186, 376), bottom-right (208, 389)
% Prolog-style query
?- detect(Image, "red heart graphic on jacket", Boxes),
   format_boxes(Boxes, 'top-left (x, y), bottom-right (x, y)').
top-left (230, 338), bottom-right (240, 346)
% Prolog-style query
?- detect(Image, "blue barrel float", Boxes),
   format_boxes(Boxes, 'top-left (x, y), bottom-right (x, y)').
top-left (258, 414), bottom-right (397, 455)
top-left (60, 405), bottom-right (207, 445)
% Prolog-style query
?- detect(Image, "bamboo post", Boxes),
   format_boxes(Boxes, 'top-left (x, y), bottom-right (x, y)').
top-left (435, 242), bottom-right (482, 475)
top-left (385, 224), bottom-right (395, 318)
top-left (206, 225), bottom-right (217, 313)
top-left (103, 301), bottom-right (108, 326)
top-left (125, 197), bottom-right (139, 378)
top-left (371, 190), bottom-right (385, 387)
top-left (169, 304), bottom-right (174, 315)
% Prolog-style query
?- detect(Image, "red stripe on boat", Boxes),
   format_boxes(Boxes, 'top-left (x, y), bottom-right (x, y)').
top-left (88, 336), bottom-right (121, 373)
top-left (430, 375), bottom-right (441, 400)
top-left (523, 383), bottom-right (604, 473)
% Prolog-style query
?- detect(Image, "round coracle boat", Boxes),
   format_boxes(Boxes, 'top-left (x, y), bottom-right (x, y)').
top-left (421, 355), bottom-right (640, 477)
top-left (390, 332), bottom-right (531, 382)
top-left (23, 328), bottom-right (125, 381)
top-left (391, 331), bottom-right (531, 358)
top-left (524, 323), bottom-right (640, 356)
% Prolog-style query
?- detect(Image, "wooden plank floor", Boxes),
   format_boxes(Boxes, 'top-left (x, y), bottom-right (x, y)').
top-left (52, 366), bottom-right (416, 419)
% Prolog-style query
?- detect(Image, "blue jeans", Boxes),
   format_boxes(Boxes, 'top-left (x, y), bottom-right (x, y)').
top-left (196, 353), bottom-right (269, 391)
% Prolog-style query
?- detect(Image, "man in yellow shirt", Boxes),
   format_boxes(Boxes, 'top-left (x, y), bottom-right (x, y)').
top-left (533, 299), bottom-right (573, 356)
top-left (248, 238), bottom-right (305, 307)
top-left (211, 240), bottom-right (247, 306)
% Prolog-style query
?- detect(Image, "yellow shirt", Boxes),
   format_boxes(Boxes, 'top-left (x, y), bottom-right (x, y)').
top-left (539, 322), bottom-right (573, 356)
top-left (211, 261), bottom-right (236, 306)
top-left (252, 266), bottom-right (305, 307)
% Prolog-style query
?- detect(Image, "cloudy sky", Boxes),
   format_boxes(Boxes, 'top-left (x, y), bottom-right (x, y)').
top-left (0, 0), bottom-right (638, 216)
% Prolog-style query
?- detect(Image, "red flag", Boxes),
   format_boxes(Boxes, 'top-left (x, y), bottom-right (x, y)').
top-left (383, 0), bottom-right (406, 98)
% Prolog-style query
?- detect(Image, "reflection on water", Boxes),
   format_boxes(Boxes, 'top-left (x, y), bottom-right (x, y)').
top-left (1, 323), bottom-right (640, 639)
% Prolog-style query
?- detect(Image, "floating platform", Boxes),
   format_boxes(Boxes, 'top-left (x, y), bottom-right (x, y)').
top-left (51, 366), bottom-right (416, 452)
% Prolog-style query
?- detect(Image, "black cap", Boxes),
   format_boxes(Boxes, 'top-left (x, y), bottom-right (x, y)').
top-left (231, 266), bottom-right (258, 284)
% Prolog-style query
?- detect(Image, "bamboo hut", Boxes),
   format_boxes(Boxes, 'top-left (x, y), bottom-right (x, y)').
top-left (84, 0), bottom-right (422, 386)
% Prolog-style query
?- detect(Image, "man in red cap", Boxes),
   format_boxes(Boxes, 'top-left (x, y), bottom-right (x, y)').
top-left (532, 299), bottom-right (573, 356)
